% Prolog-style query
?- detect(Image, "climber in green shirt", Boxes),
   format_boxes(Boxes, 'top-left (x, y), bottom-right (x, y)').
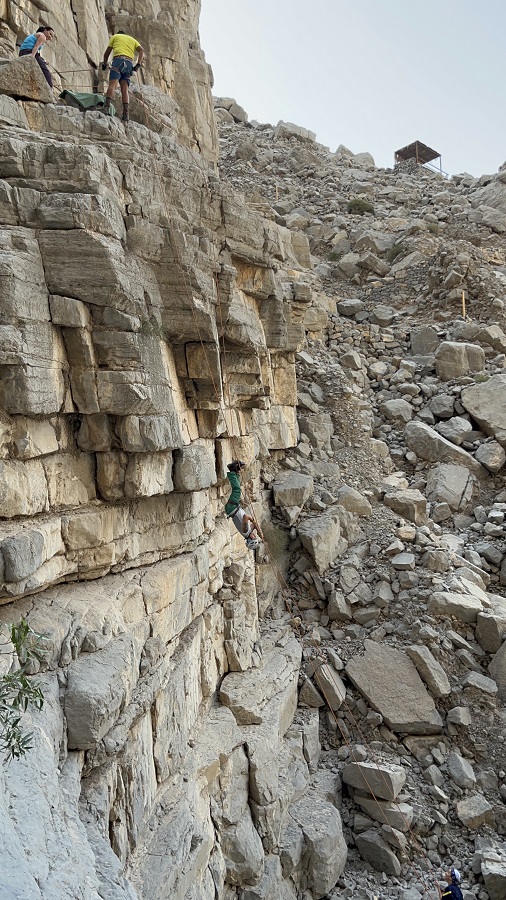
top-left (225, 461), bottom-right (263, 551)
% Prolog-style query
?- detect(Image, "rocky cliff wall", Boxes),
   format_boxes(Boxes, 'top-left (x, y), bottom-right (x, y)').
top-left (0, 4), bottom-right (347, 900)
top-left (0, 0), bottom-right (217, 158)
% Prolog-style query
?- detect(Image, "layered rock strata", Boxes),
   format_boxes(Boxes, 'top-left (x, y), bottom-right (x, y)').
top-left (0, 3), bottom-right (346, 899)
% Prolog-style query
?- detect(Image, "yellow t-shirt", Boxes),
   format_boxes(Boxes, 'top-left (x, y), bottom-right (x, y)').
top-left (108, 33), bottom-right (141, 60)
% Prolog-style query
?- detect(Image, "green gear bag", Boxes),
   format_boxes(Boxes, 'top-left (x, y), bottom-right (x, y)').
top-left (59, 90), bottom-right (116, 116)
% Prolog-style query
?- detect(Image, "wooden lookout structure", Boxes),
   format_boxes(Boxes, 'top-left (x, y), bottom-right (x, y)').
top-left (394, 140), bottom-right (443, 174)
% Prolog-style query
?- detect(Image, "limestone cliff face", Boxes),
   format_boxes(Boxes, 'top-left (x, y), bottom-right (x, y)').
top-left (0, 4), bottom-right (341, 900)
top-left (0, 0), bottom-right (217, 159)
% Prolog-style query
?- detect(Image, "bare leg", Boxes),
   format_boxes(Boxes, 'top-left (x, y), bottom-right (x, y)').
top-left (120, 79), bottom-right (130, 121)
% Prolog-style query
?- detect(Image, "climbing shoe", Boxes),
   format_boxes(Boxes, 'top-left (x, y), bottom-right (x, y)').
top-left (227, 460), bottom-right (245, 473)
top-left (122, 103), bottom-right (129, 122)
top-left (246, 538), bottom-right (260, 551)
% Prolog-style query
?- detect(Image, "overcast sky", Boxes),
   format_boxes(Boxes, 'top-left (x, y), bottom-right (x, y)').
top-left (199, 0), bottom-right (505, 177)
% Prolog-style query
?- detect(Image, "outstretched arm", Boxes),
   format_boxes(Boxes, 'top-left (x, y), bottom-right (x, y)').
top-left (136, 45), bottom-right (144, 66)
top-left (31, 34), bottom-right (46, 56)
top-left (102, 45), bottom-right (112, 67)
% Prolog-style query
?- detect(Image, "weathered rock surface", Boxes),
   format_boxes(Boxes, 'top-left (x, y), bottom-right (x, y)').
top-left (461, 375), bottom-right (506, 446)
top-left (345, 641), bottom-right (443, 734)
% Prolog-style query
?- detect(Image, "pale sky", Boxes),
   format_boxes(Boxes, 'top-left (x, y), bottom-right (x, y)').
top-left (199, 0), bottom-right (505, 177)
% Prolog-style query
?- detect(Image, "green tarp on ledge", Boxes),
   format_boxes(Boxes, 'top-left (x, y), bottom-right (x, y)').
top-left (59, 90), bottom-right (115, 116)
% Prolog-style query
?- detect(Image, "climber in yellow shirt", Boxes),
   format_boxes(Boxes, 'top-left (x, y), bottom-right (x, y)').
top-left (101, 30), bottom-right (144, 123)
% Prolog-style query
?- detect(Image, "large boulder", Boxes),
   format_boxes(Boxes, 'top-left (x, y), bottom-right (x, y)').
top-left (426, 463), bottom-right (476, 510)
top-left (434, 341), bottom-right (485, 381)
top-left (173, 440), bottom-right (216, 491)
top-left (404, 421), bottom-right (485, 477)
top-left (0, 56), bottom-right (54, 103)
top-left (461, 375), bottom-right (506, 447)
top-left (342, 762), bottom-right (406, 801)
top-left (298, 512), bottom-right (345, 574)
top-left (64, 635), bottom-right (141, 750)
top-left (481, 847), bottom-right (506, 900)
top-left (288, 796), bottom-right (347, 897)
top-left (428, 590), bottom-right (483, 625)
top-left (354, 830), bottom-right (401, 876)
top-left (489, 640), bottom-right (506, 700)
top-left (345, 641), bottom-right (443, 734)
top-left (383, 488), bottom-right (427, 525)
top-left (272, 472), bottom-right (314, 510)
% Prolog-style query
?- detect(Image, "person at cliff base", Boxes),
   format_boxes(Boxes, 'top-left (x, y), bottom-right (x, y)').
top-left (439, 867), bottom-right (464, 900)
top-left (225, 461), bottom-right (264, 551)
top-left (18, 26), bottom-right (55, 88)
top-left (101, 30), bottom-right (144, 122)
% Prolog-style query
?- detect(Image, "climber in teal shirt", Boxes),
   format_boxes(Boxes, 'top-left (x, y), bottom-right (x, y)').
top-left (19, 26), bottom-right (55, 87)
top-left (225, 461), bottom-right (263, 551)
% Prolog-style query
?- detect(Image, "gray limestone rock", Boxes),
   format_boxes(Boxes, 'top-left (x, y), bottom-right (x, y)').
top-left (354, 829), bottom-right (401, 876)
top-left (489, 641), bottom-right (506, 700)
top-left (370, 305), bottom-right (395, 327)
top-left (476, 601), bottom-right (506, 653)
top-left (65, 635), bottom-right (142, 750)
top-left (0, 55), bottom-right (54, 102)
top-left (173, 441), bottom-right (216, 491)
top-left (380, 399), bottom-right (413, 426)
top-left (428, 591), bottom-right (483, 624)
top-left (273, 472), bottom-right (314, 510)
top-left (221, 811), bottom-right (264, 886)
top-left (314, 664), bottom-right (346, 711)
top-left (447, 751), bottom-right (476, 790)
top-left (384, 489), bottom-right (427, 525)
top-left (345, 640), bottom-right (443, 734)
top-left (426, 463), bottom-right (476, 511)
top-left (475, 441), bottom-right (506, 473)
top-left (410, 326), bottom-right (439, 355)
top-left (435, 341), bottom-right (485, 380)
top-left (406, 645), bottom-right (451, 698)
top-left (447, 706), bottom-right (472, 726)
top-left (436, 416), bottom-right (473, 446)
top-left (336, 486), bottom-right (372, 517)
top-left (298, 512), bottom-right (344, 574)
top-left (461, 375), bottom-right (506, 447)
top-left (404, 421), bottom-right (485, 477)
top-left (481, 847), bottom-right (506, 900)
top-left (456, 794), bottom-right (495, 829)
top-left (342, 761), bottom-right (406, 801)
top-left (289, 796), bottom-right (347, 897)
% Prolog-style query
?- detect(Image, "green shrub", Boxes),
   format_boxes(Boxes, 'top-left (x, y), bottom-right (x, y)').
top-left (0, 620), bottom-right (45, 761)
top-left (139, 318), bottom-right (166, 337)
top-left (386, 243), bottom-right (406, 264)
top-left (347, 197), bottom-right (374, 215)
